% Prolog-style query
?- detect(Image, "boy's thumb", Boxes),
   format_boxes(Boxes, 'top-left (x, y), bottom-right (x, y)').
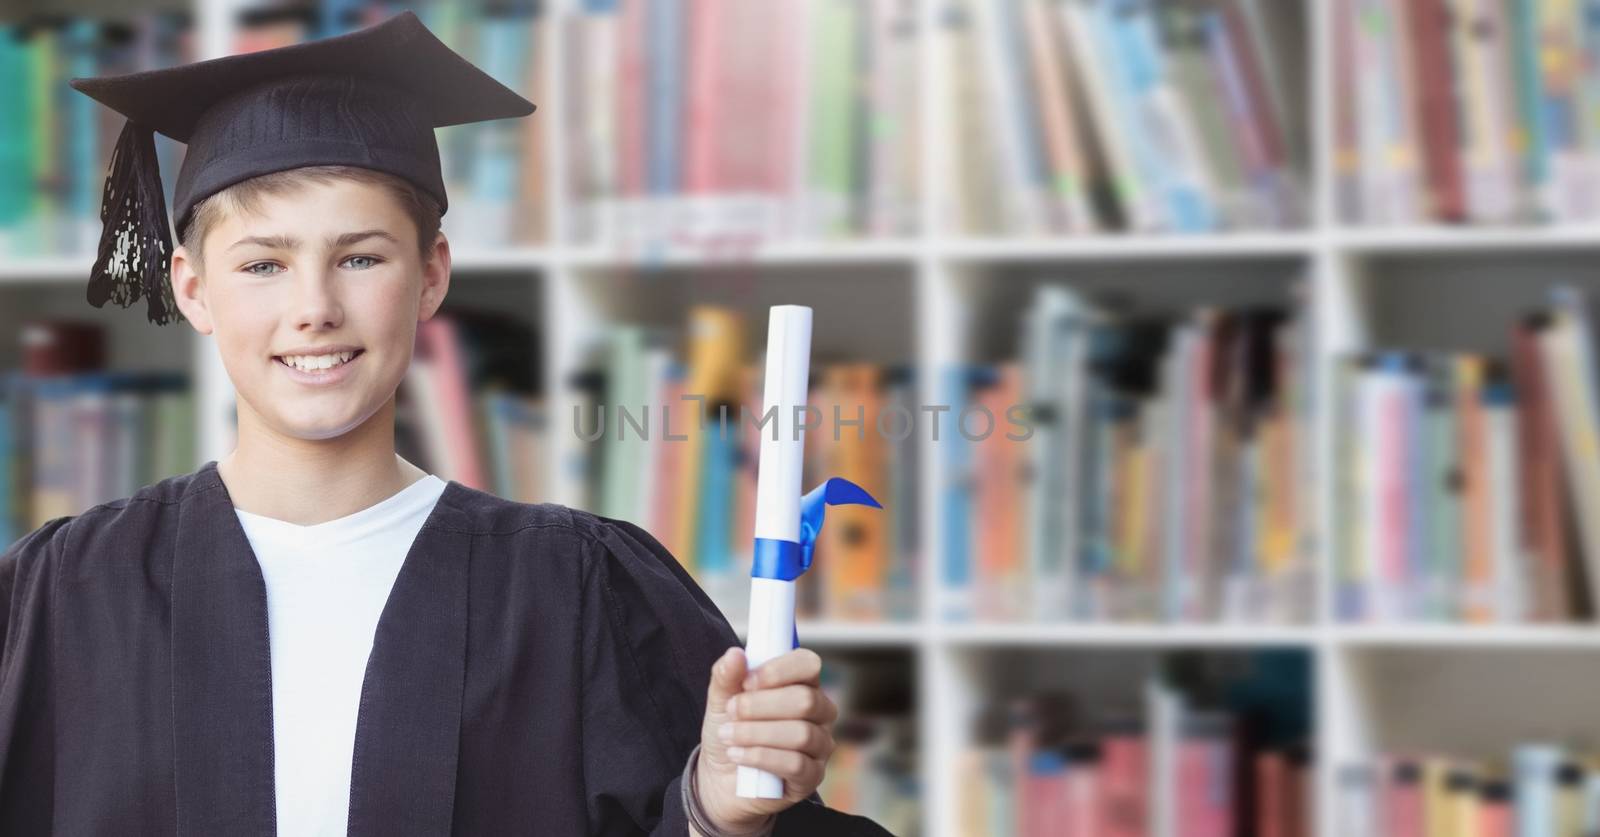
top-left (705, 646), bottom-right (747, 717)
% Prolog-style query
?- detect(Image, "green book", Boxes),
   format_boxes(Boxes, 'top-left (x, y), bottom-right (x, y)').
top-left (809, 0), bottom-right (858, 237)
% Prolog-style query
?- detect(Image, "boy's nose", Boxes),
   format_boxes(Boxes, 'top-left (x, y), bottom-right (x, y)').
top-left (291, 269), bottom-right (345, 330)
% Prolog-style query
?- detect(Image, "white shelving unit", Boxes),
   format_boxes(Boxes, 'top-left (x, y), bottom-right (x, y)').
top-left (11, 1), bottom-right (1600, 834)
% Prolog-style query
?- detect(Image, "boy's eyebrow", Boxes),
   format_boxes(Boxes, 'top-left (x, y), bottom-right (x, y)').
top-left (226, 229), bottom-right (399, 252)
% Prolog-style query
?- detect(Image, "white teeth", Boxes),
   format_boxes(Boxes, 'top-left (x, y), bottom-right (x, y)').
top-left (281, 351), bottom-right (354, 371)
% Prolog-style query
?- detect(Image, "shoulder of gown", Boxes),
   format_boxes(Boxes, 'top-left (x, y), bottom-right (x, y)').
top-left (0, 464), bottom-right (207, 687)
top-left (0, 513), bottom-right (73, 674)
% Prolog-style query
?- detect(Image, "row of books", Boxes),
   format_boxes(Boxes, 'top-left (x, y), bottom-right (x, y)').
top-left (562, 0), bottom-right (920, 252)
top-left (568, 306), bottom-right (921, 625)
top-left (1334, 0), bottom-right (1600, 226)
top-left (235, 1), bottom-right (549, 246)
top-left (940, 0), bottom-right (1306, 237)
top-left (942, 282), bottom-right (1319, 625)
top-left (1332, 286), bottom-right (1600, 623)
top-left (0, 369), bottom-right (194, 549)
top-left (1338, 748), bottom-right (1600, 836)
top-left (0, 12), bottom-right (193, 259)
top-left (958, 652), bottom-right (1313, 837)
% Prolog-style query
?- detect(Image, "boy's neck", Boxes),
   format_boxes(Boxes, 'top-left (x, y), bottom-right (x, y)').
top-left (217, 397), bottom-right (430, 526)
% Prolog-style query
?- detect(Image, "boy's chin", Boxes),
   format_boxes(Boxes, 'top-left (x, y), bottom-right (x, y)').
top-left (269, 407), bottom-right (379, 442)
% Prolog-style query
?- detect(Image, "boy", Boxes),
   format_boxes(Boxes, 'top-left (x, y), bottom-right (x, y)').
top-left (0, 12), bottom-right (890, 837)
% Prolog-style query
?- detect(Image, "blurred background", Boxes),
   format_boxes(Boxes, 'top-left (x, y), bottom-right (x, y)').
top-left (7, 0), bottom-right (1600, 834)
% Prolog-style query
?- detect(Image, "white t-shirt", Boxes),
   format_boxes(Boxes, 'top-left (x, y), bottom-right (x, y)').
top-left (233, 474), bottom-right (448, 837)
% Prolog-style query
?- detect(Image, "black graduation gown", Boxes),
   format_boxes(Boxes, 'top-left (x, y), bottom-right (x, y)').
top-left (0, 461), bottom-right (894, 836)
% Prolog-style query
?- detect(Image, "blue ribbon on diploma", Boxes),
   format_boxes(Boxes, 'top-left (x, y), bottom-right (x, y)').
top-left (752, 477), bottom-right (882, 582)
top-left (750, 477), bottom-right (881, 649)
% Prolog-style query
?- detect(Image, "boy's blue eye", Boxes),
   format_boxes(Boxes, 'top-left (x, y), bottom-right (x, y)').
top-left (244, 262), bottom-right (282, 276)
top-left (343, 255), bottom-right (382, 270)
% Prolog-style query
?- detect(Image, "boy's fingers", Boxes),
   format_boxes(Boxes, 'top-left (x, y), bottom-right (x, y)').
top-left (741, 648), bottom-right (822, 691)
top-left (726, 684), bottom-right (837, 724)
top-left (705, 647), bottom-right (747, 715)
top-left (724, 747), bottom-right (825, 787)
top-left (719, 720), bottom-right (834, 759)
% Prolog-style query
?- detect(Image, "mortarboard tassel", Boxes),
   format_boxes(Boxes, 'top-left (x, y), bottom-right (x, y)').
top-left (88, 119), bottom-right (181, 325)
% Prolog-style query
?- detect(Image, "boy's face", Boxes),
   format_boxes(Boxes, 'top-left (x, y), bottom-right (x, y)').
top-left (169, 176), bottom-right (450, 443)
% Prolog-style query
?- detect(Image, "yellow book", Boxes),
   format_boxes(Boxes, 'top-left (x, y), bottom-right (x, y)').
top-left (819, 364), bottom-right (889, 621)
top-left (1555, 760), bottom-right (1586, 836)
top-left (1259, 410), bottom-right (1296, 574)
top-left (1424, 760), bottom-right (1452, 837)
top-left (671, 306), bottom-right (746, 573)
top-left (1443, 766), bottom-right (1480, 837)
top-left (1454, 356), bottom-right (1492, 623)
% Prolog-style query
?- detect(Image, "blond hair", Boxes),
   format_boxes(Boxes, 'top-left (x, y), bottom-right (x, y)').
top-left (178, 165), bottom-right (442, 270)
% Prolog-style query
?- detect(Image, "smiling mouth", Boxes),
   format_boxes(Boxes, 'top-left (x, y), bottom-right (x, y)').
top-left (273, 349), bottom-right (365, 372)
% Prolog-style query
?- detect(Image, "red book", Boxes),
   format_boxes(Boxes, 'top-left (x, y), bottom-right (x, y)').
top-left (1406, 0), bottom-right (1467, 220)
top-left (1478, 780), bottom-right (1513, 837)
top-left (770, 0), bottom-right (807, 209)
top-left (418, 317), bottom-right (487, 490)
top-left (1062, 746), bottom-right (1103, 837)
top-left (717, 0), bottom-right (763, 197)
top-left (975, 364), bottom-right (1024, 619)
top-left (1512, 315), bottom-right (1575, 620)
top-left (681, 0), bottom-right (722, 194)
top-left (1099, 727), bottom-right (1147, 837)
top-left (1383, 759), bottom-right (1425, 837)
top-left (616, 0), bottom-right (647, 200)
top-left (651, 371), bottom-right (687, 558)
top-left (1256, 751), bottom-right (1286, 837)
top-left (19, 321), bottom-right (105, 375)
top-left (1375, 364), bottom-right (1411, 613)
top-left (1285, 746), bottom-right (1314, 837)
top-left (1219, 0), bottom-right (1286, 168)
top-left (1022, 750), bottom-right (1070, 837)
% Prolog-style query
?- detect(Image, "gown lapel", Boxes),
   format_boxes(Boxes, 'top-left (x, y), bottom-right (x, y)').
top-left (172, 460), bottom-right (473, 837)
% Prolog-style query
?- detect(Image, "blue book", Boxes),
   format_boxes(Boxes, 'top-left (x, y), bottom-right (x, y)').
top-left (471, 8), bottom-right (533, 210)
top-left (995, 0), bottom-right (1049, 199)
top-left (1117, 0), bottom-right (1217, 231)
top-left (1094, 0), bottom-right (1170, 231)
top-left (0, 26), bottom-right (27, 229)
top-left (1516, 745), bottom-right (1562, 837)
top-left (64, 20), bottom-right (100, 239)
top-left (694, 419), bottom-right (737, 577)
top-left (646, 0), bottom-right (684, 195)
top-left (940, 364), bottom-right (980, 620)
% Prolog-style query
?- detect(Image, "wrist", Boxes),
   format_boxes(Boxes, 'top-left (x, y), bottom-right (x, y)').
top-left (681, 744), bottom-right (776, 837)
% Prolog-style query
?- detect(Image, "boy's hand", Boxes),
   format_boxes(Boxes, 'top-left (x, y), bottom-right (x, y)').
top-left (694, 646), bottom-right (838, 834)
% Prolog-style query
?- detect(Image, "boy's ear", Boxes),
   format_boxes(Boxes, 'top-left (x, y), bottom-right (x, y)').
top-left (417, 231), bottom-right (451, 322)
top-left (170, 245), bottom-right (215, 335)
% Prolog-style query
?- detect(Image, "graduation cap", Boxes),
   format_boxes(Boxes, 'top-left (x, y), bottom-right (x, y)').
top-left (67, 10), bottom-right (536, 325)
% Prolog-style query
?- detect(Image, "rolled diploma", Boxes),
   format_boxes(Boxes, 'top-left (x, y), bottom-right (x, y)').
top-left (737, 304), bottom-right (812, 800)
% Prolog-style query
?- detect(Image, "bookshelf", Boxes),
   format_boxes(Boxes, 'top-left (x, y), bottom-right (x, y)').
top-left (10, 0), bottom-right (1600, 834)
